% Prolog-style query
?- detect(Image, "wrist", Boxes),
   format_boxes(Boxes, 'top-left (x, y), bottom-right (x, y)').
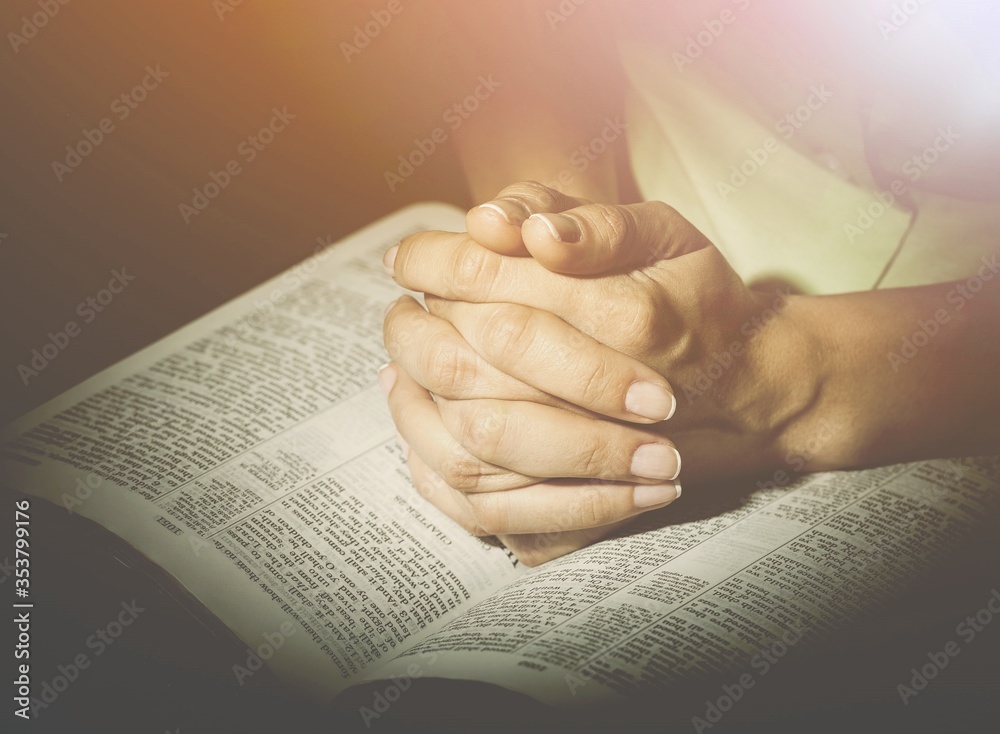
top-left (682, 288), bottom-right (828, 479)
top-left (753, 292), bottom-right (847, 474)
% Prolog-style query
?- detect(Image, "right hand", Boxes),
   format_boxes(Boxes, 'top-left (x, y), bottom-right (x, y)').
top-left (382, 290), bottom-right (683, 565)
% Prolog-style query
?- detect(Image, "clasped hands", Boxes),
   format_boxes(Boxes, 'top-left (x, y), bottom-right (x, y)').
top-left (380, 182), bottom-right (811, 565)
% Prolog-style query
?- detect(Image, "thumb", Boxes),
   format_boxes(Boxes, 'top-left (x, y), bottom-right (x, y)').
top-left (521, 201), bottom-right (710, 275)
top-left (465, 180), bottom-right (589, 256)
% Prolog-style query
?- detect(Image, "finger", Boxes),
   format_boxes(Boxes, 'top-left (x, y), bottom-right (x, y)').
top-left (404, 449), bottom-right (486, 536)
top-left (383, 365), bottom-right (681, 533)
top-left (380, 362), bottom-right (539, 492)
top-left (384, 295), bottom-right (555, 405)
top-left (428, 298), bottom-right (676, 422)
top-left (408, 452), bottom-right (654, 566)
top-left (466, 181), bottom-right (589, 256)
top-left (385, 231), bottom-right (673, 360)
top-left (521, 200), bottom-right (711, 275)
top-left (385, 230), bottom-right (578, 315)
top-left (409, 452), bottom-right (634, 565)
top-left (436, 397), bottom-right (682, 483)
top-left (497, 519), bottom-right (632, 566)
top-left (463, 477), bottom-right (681, 535)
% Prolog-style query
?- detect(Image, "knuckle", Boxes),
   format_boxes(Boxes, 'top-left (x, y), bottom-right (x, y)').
top-left (439, 451), bottom-right (485, 492)
top-left (383, 301), bottom-right (428, 356)
top-left (393, 231), bottom-right (428, 279)
top-left (634, 298), bottom-right (660, 336)
top-left (478, 304), bottom-right (537, 362)
top-left (574, 351), bottom-right (615, 408)
top-left (594, 206), bottom-right (635, 256)
top-left (422, 334), bottom-right (476, 397)
top-left (593, 304), bottom-right (643, 356)
top-left (449, 243), bottom-right (500, 301)
top-left (497, 180), bottom-right (558, 210)
top-left (614, 297), bottom-right (661, 355)
top-left (573, 486), bottom-right (616, 528)
top-left (453, 401), bottom-right (508, 463)
top-left (576, 433), bottom-right (611, 478)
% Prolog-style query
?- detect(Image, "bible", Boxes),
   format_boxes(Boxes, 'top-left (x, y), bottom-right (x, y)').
top-left (3, 203), bottom-right (998, 725)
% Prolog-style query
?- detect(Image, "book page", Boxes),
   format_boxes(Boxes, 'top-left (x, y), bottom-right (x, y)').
top-left (365, 456), bottom-right (999, 706)
top-left (0, 203), bottom-right (522, 702)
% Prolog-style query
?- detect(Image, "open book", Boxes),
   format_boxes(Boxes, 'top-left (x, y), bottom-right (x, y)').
top-left (3, 203), bottom-right (998, 723)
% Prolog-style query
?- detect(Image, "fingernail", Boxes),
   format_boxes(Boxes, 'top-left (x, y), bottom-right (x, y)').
top-left (383, 245), bottom-right (399, 276)
top-left (631, 444), bottom-right (682, 481)
top-left (633, 482), bottom-right (681, 509)
top-left (477, 200), bottom-right (526, 226)
top-left (529, 213), bottom-right (580, 243)
top-left (395, 430), bottom-right (409, 455)
top-left (377, 362), bottom-right (396, 395)
top-left (626, 381), bottom-right (676, 421)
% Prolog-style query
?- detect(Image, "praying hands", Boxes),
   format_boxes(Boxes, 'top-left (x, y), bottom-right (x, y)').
top-left (381, 182), bottom-right (1000, 565)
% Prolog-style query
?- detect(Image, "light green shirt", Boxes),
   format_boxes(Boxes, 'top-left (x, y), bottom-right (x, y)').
top-left (618, 1), bottom-right (999, 294)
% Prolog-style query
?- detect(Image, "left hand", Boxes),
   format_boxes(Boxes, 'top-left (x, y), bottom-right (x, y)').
top-left (387, 188), bottom-right (822, 479)
top-left (382, 185), bottom-right (825, 563)
top-left (378, 361), bottom-right (661, 566)
top-left (380, 284), bottom-right (686, 565)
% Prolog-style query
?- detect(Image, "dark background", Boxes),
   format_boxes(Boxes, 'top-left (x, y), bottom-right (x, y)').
top-left (0, 0), bottom-right (469, 426)
top-left (1, 3), bottom-right (467, 731)
top-left (1, 2), bottom-right (998, 733)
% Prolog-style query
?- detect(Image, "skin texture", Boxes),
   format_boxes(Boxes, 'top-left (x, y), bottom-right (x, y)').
top-left (361, 2), bottom-right (1000, 565)
top-left (382, 182), bottom-right (1000, 566)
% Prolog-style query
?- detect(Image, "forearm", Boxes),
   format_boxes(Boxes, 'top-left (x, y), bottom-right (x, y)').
top-left (779, 269), bottom-right (1000, 471)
